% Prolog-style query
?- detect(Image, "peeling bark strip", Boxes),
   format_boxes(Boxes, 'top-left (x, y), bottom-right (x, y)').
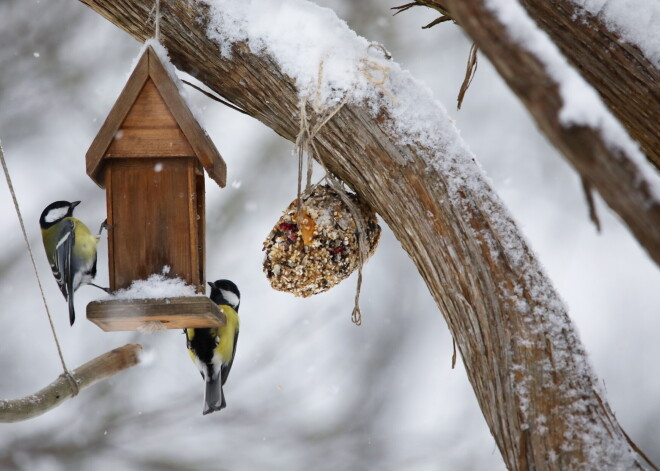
top-left (76, 1), bottom-right (654, 469)
top-left (415, 0), bottom-right (660, 267)
top-left (0, 344), bottom-right (142, 422)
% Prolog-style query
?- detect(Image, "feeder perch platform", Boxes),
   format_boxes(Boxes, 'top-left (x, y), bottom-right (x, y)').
top-left (87, 297), bottom-right (225, 332)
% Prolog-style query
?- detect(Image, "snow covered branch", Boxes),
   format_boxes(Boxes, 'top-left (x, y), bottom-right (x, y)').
top-left (408, 0), bottom-right (660, 267)
top-left (415, 0), bottom-right (660, 171)
top-left (75, 0), bottom-right (656, 469)
top-left (517, 0), bottom-right (660, 171)
top-left (0, 344), bottom-right (142, 422)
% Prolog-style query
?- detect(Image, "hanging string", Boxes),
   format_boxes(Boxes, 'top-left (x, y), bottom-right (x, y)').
top-left (0, 141), bottom-right (79, 396)
top-left (292, 53), bottom-right (397, 325)
top-left (295, 90), bottom-right (369, 326)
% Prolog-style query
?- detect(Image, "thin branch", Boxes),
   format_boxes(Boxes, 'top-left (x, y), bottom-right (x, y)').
top-left (392, 1), bottom-right (456, 25)
top-left (581, 176), bottom-right (602, 232)
top-left (0, 344), bottom-right (142, 423)
top-left (422, 16), bottom-right (451, 29)
top-left (391, 3), bottom-right (418, 16)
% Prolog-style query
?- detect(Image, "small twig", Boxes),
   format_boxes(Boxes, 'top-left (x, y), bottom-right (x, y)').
top-left (423, 16), bottom-right (451, 29)
top-left (181, 79), bottom-right (248, 115)
top-left (457, 43), bottom-right (478, 110)
top-left (391, 2), bottom-right (417, 15)
top-left (393, 1), bottom-right (455, 24)
top-left (0, 344), bottom-right (143, 423)
top-left (581, 176), bottom-right (602, 232)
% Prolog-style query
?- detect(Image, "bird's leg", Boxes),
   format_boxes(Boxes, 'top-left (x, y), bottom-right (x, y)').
top-left (97, 219), bottom-right (111, 236)
top-left (88, 283), bottom-right (111, 294)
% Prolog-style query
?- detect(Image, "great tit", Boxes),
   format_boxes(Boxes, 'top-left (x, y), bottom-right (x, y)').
top-left (39, 200), bottom-right (106, 325)
top-left (186, 279), bottom-right (240, 415)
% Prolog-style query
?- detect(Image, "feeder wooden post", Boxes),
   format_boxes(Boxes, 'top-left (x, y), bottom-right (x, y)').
top-left (85, 45), bottom-right (226, 331)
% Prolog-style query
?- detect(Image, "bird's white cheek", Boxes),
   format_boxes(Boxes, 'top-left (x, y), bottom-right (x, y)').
top-left (220, 289), bottom-right (239, 309)
top-left (45, 207), bottom-right (69, 223)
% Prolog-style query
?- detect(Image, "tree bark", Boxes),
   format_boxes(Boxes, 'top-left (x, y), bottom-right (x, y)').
top-left (75, 1), bottom-right (655, 469)
top-left (0, 344), bottom-right (142, 422)
top-left (406, 0), bottom-right (660, 267)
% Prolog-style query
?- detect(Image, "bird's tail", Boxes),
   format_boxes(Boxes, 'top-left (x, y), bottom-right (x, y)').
top-left (203, 376), bottom-right (226, 415)
top-left (68, 292), bottom-right (76, 326)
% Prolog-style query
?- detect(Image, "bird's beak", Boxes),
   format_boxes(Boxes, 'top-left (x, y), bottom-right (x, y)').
top-left (71, 201), bottom-right (81, 208)
top-left (207, 281), bottom-right (215, 289)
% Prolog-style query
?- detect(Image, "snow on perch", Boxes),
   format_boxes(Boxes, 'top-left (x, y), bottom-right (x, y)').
top-left (263, 185), bottom-right (380, 297)
top-left (108, 270), bottom-right (200, 300)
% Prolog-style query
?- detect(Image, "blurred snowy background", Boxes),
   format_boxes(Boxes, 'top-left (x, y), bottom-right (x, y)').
top-left (1, 0), bottom-right (658, 469)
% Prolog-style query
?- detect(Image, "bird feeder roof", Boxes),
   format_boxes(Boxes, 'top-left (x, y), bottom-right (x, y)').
top-left (86, 44), bottom-right (226, 188)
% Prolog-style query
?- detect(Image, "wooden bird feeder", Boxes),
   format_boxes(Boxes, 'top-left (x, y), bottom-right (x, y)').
top-left (85, 45), bottom-right (226, 332)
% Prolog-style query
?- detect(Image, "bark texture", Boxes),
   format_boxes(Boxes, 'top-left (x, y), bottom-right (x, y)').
top-left (0, 344), bottom-right (142, 422)
top-left (75, 1), bottom-right (655, 469)
top-left (410, 0), bottom-right (660, 267)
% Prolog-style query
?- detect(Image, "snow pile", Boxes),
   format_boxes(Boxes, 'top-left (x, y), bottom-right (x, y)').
top-left (109, 268), bottom-right (200, 300)
top-left (484, 0), bottom-right (660, 201)
top-left (205, 0), bottom-right (376, 107)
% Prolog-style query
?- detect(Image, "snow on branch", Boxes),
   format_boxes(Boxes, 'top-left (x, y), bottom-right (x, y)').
top-left (0, 344), bottom-right (142, 423)
top-left (411, 0), bottom-right (660, 266)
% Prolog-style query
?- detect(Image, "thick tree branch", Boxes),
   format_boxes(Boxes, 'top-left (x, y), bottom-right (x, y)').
top-left (408, 0), bottom-right (660, 266)
top-left (517, 0), bottom-right (660, 171)
top-left (75, 1), bottom-right (654, 469)
top-left (414, 0), bottom-right (660, 171)
top-left (0, 344), bottom-right (142, 422)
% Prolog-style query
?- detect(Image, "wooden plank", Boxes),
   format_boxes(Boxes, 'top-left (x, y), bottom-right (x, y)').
top-left (108, 158), bottom-right (195, 290)
top-left (105, 166), bottom-right (117, 292)
top-left (87, 297), bottom-right (225, 331)
top-left (106, 128), bottom-right (194, 157)
top-left (195, 167), bottom-right (206, 292)
top-left (187, 161), bottom-right (200, 291)
top-left (86, 49), bottom-right (149, 188)
top-left (122, 79), bottom-right (179, 129)
top-left (147, 47), bottom-right (227, 188)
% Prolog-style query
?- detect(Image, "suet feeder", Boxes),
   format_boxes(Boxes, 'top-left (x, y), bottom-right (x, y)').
top-left (263, 184), bottom-right (381, 297)
top-left (85, 45), bottom-right (226, 331)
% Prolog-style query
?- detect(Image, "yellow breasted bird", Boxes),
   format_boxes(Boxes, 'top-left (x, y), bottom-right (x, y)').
top-left (186, 279), bottom-right (240, 415)
top-left (39, 200), bottom-right (107, 325)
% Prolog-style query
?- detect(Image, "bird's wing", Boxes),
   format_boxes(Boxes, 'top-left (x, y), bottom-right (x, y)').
top-left (221, 327), bottom-right (239, 386)
top-left (52, 219), bottom-right (75, 300)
